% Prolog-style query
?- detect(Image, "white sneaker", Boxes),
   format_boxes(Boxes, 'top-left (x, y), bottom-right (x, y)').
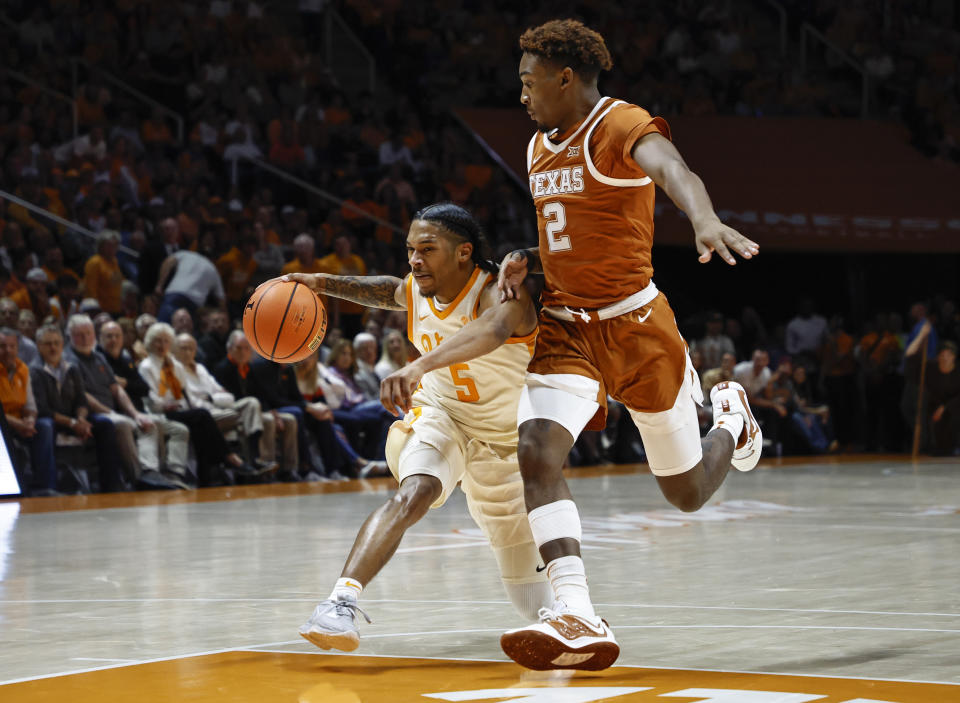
top-left (710, 381), bottom-right (762, 471)
top-left (298, 599), bottom-right (371, 652)
top-left (500, 602), bottom-right (619, 671)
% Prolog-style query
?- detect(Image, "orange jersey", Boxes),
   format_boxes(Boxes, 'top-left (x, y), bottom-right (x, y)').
top-left (527, 97), bottom-right (669, 309)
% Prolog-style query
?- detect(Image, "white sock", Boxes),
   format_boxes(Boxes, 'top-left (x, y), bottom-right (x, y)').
top-left (527, 500), bottom-right (595, 620)
top-left (713, 413), bottom-right (744, 444)
top-left (330, 577), bottom-right (364, 603)
top-left (546, 556), bottom-right (596, 619)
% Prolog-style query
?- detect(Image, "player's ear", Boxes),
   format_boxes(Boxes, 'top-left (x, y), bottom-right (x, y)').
top-left (457, 242), bottom-right (473, 262)
top-left (560, 67), bottom-right (573, 88)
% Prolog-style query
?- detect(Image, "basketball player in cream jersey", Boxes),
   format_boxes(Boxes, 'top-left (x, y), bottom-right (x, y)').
top-left (285, 203), bottom-right (552, 653)
top-left (493, 20), bottom-right (765, 671)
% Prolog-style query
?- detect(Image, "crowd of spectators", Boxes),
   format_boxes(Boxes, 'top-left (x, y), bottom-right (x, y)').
top-left (342, 0), bottom-right (960, 162)
top-left (0, 2), bottom-right (957, 495)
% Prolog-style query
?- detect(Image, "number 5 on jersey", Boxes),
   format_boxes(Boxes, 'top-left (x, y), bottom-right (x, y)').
top-left (449, 363), bottom-right (479, 402)
top-left (543, 201), bottom-right (571, 252)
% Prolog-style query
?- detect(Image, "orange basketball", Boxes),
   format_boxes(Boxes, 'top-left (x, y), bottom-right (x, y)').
top-left (243, 280), bottom-right (327, 363)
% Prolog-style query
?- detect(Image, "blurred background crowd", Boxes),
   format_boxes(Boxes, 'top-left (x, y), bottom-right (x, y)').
top-left (0, 0), bottom-right (957, 496)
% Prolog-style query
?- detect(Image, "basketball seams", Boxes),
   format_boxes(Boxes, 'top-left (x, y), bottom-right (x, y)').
top-left (249, 280), bottom-right (280, 358)
top-left (270, 282), bottom-right (300, 360)
top-left (274, 286), bottom-right (319, 361)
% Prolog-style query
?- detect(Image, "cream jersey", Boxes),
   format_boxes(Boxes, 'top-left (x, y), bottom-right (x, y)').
top-left (405, 267), bottom-right (536, 445)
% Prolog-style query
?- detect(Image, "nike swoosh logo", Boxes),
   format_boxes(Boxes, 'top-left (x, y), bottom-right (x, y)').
top-left (418, 313), bottom-right (430, 321)
top-left (532, 153), bottom-right (542, 165)
top-left (636, 308), bottom-right (652, 323)
top-left (535, 564), bottom-right (546, 573)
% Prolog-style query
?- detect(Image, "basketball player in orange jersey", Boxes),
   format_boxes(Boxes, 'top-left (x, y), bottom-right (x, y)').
top-left (285, 203), bottom-right (554, 653)
top-left (494, 20), bottom-right (763, 671)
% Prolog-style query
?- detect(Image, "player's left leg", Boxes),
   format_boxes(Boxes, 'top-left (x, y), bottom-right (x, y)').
top-left (631, 372), bottom-right (761, 512)
top-left (300, 423), bottom-right (460, 652)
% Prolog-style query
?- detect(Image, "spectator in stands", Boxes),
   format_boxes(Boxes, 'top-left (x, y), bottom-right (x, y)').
top-left (83, 229), bottom-right (124, 315)
top-left (281, 233), bottom-right (324, 275)
top-left (139, 216), bottom-right (180, 295)
top-left (858, 314), bottom-right (903, 451)
top-left (174, 332), bottom-right (281, 474)
top-left (53, 275), bottom-right (81, 321)
top-left (18, 310), bottom-right (37, 342)
top-left (785, 298), bottom-right (828, 367)
top-left (252, 221), bottom-right (285, 279)
top-left (0, 326), bottom-right (56, 495)
top-left (213, 331), bottom-right (302, 480)
top-left (318, 236), bottom-right (367, 337)
top-left (0, 298), bottom-right (38, 367)
top-left (734, 348), bottom-right (786, 450)
top-left (138, 323), bottom-right (259, 486)
top-left (352, 332), bottom-right (381, 396)
top-left (12, 268), bottom-right (60, 322)
top-left (691, 311), bottom-right (735, 370)
top-left (65, 314), bottom-right (182, 490)
top-left (925, 341), bottom-right (960, 455)
top-left (32, 323), bottom-right (123, 492)
top-left (198, 309), bottom-right (230, 367)
top-left (293, 350), bottom-right (384, 479)
top-left (322, 339), bottom-right (392, 459)
top-left (155, 250), bottom-right (226, 322)
top-left (375, 329), bottom-right (407, 379)
top-left (171, 308), bottom-right (194, 337)
top-left (700, 351), bottom-right (736, 399)
top-left (378, 129), bottom-right (417, 171)
top-left (791, 363), bottom-right (835, 453)
top-left (822, 315), bottom-right (858, 449)
top-left (216, 233), bottom-right (258, 319)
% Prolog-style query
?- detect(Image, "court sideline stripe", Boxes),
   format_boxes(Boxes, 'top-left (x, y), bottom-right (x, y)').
top-left (5, 597), bottom-right (959, 619)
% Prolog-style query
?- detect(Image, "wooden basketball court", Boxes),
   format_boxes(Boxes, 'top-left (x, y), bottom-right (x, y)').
top-left (2, 456), bottom-right (959, 702)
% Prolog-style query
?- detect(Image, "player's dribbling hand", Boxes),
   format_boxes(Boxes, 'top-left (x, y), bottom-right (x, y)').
top-left (380, 363), bottom-right (425, 416)
top-left (695, 221), bottom-right (759, 265)
top-left (498, 250), bottom-right (528, 302)
top-left (282, 273), bottom-right (328, 293)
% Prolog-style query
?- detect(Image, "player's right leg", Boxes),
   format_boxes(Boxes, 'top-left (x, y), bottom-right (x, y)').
top-left (300, 426), bottom-right (457, 651)
top-left (500, 379), bottom-right (619, 671)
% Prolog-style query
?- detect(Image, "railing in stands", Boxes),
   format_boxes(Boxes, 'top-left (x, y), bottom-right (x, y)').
top-left (0, 189), bottom-right (139, 258)
top-left (236, 155), bottom-right (405, 235)
top-left (799, 22), bottom-right (870, 119)
top-left (70, 58), bottom-right (184, 143)
top-left (2, 69), bottom-right (78, 140)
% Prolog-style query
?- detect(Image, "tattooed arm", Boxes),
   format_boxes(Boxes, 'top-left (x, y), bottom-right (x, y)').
top-left (283, 273), bottom-right (406, 310)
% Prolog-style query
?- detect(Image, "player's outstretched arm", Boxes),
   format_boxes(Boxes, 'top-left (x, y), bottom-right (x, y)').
top-left (381, 282), bottom-right (537, 414)
top-left (282, 273), bottom-right (406, 310)
top-left (497, 247), bottom-right (541, 302)
top-left (631, 132), bottom-right (759, 266)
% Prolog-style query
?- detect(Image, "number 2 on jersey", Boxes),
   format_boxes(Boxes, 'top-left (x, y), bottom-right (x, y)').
top-left (543, 201), bottom-right (571, 252)
top-left (449, 363), bottom-right (479, 402)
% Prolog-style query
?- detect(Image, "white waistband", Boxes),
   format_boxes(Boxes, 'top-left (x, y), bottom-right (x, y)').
top-left (543, 281), bottom-right (659, 323)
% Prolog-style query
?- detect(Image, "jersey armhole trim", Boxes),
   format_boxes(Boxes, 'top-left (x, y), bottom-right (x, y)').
top-left (405, 275), bottom-right (415, 343)
top-left (584, 101), bottom-right (654, 188)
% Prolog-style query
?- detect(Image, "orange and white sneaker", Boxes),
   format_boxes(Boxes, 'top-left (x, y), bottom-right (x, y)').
top-left (500, 603), bottom-right (619, 671)
top-left (710, 381), bottom-right (762, 471)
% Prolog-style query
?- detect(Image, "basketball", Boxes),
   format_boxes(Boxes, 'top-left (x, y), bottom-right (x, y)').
top-left (242, 279), bottom-right (327, 363)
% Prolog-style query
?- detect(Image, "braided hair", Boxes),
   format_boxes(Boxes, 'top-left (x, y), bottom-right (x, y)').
top-left (413, 202), bottom-right (498, 274)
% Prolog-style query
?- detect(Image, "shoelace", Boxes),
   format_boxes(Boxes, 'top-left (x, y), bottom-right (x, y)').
top-left (332, 599), bottom-right (372, 624)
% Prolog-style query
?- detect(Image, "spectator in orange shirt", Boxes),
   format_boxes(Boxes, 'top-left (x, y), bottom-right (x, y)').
top-left (442, 164), bottom-right (474, 206)
top-left (822, 315), bottom-right (858, 448)
top-left (142, 108), bottom-right (175, 151)
top-left (216, 233), bottom-right (259, 318)
top-left (317, 236), bottom-right (367, 337)
top-left (83, 230), bottom-right (124, 315)
top-left (43, 246), bottom-right (80, 283)
top-left (269, 122), bottom-right (306, 170)
top-left (281, 234), bottom-right (325, 275)
top-left (339, 182), bottom-right (381, 240)
top-left (858, 314), bottom-right (903, 451)
top-left (11, 268), bottom-right (61, 322)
